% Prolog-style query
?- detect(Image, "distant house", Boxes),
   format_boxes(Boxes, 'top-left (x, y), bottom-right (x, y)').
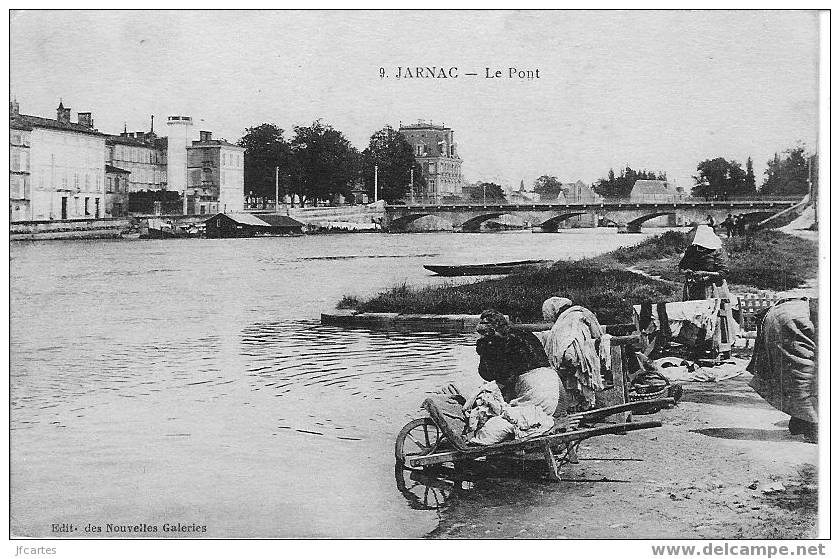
top-left (509, 183), bottom-right (539, 204)
top-left (204, 213), bottom-right (304, 238)
top-left (562, 180), bottom-right (603, 204)
top-left (630, 180), bottom-right (683, 202)
top-left (105, 164), bottom-right (130, 217)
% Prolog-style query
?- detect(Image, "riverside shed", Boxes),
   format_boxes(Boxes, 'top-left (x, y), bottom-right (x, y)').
top-left (204, 213), bottom-right (304, 238)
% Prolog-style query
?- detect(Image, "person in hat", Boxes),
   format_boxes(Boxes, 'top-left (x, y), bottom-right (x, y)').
top-left (679, 224), bottom-right (729, 300)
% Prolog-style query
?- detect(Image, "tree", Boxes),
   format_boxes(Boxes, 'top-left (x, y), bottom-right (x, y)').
top-left (594, 167), bottom-right (666, 198)
top-left (237, 123), bottom-right (293, 200)
top-left (691, 158), bottom-right (748, 199)
top-left (466, 182), bottom-right (506, 202)
top-left (761, 144), bottom-right (811, 196)
top-left (533, 175), bottom-right (564, 200)
top-left (289, 120), bottom-right (360, 206)
top-left (361, 126), bottom-right (425, 202)
top-left (745, 156), bottom-right (756, 193)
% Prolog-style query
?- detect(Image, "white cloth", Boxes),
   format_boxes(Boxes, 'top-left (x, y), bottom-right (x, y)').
top-left (633, 299), bottom-right (721, 342)
top-left (509, 367), bottom-right (560, 416)
top-left (538, 306), bottom-right (606, 408)
top-left (652, 356), bottom-right (747, 382)
top-left (463, 380), bottom-right (555, 445)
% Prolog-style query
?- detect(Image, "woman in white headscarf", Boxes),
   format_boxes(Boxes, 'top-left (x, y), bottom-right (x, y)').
top-left (536, 297), bottom-right (609, 411)
top-left (679, 224), bottom-right (729, 300)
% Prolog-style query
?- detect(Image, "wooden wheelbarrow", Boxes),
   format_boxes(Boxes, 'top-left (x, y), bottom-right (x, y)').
top-left (395, 398), bottom-right (673, 482)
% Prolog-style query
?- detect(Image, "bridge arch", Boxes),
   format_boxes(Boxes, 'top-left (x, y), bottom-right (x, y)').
top-left (388, 213), bottom-right (434, 231)
top-left (460, 213), bottom-right (506, 232)
top-left (625, 211), bottom-right (677, 233)
top-left (535, 212), bottom-right (587, 232)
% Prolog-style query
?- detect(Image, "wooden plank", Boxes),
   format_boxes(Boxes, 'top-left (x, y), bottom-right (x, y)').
top-left (408, 420), bottom-right (662, 467)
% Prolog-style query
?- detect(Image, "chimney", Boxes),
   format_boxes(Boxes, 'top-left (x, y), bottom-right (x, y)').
top-left (199, 130), bottom-right (212, 142)
top-left (78, 112), bottom-right (93, 128)
top-left (9, 98), bottom-right (19, 116)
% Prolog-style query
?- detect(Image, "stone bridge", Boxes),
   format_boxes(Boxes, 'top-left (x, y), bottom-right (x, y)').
top-left (383, 200), bottom-right (797, 233)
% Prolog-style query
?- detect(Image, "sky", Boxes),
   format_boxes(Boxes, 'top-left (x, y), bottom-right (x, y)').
top-left (10, 10), bottom-right (821, 190)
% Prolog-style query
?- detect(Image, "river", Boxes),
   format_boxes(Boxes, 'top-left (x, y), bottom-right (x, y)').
top-left (10, 229), bottom-right (661, 538)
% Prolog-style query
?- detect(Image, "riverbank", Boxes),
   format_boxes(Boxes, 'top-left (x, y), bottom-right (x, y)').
top-left (427, 370), bottom-right (819, 539)
top-left (337, 230), bottom-right (819, 324)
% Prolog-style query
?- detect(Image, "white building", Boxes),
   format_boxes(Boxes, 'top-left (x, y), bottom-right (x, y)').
top-left (11, 101), bottom-right (106, 221)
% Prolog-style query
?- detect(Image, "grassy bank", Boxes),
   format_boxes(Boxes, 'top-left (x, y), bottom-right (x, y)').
top-left (623, 229), bottom-right (819, 291)
top-left (337, 229), bottom-right (818, 324)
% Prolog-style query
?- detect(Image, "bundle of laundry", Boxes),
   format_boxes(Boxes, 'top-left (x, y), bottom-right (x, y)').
top-left (633, 299), bottom-right (734, 347)
top-left (463, 381), bottom-right (554, 445)
top-left (651, 356), bottom-right (747, 382)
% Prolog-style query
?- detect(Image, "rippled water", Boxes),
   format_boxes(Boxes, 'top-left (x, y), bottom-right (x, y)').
top-left (10, 229), bottom-right (657, 538)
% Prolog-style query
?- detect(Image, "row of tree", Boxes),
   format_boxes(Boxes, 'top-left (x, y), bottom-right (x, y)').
top-left (238, 122), bottom-right (425, 205)
top-left (239, 120), bottom-right (815, 204)
top-left (692, 144), bottom-right (813, 199)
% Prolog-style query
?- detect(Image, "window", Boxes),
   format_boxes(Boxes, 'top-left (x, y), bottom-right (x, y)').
top-left (222, 153), bottom-right (226, 166)
top-left (85, 197), bottom-right (90, 215)
top-left (415, 144), bottom-right (423, 156)
top-left (107, 177), bottom-right (113, 193)
top-left (10, 176), bottom-right (22, 199)
top-left (74, 173), bottom-right (79, 190)
top-left (96, 174), bottom-right (101, 193)
top-left (11, 133), bottom-right (21, 145)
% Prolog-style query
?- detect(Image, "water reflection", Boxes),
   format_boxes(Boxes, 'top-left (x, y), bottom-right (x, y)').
top-left (394, 464), bottom-right (473, 511)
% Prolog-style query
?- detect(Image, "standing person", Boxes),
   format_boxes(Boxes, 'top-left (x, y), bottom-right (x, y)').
top-left (736, 214), bottom-right (747, 236)
top-left (535, 297), bottom-right (607, 411)
top-left (706, 214), bottom-right (716, 229)
top-left (748, 298), bottom-right (818, 443)
top-left (678, 225), bottom-right (729, 300)
top-left (722, 214), bottom-right (735, 238)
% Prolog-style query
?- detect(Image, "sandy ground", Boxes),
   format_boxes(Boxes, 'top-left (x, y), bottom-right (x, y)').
top-left (420, 369), bottom-right (819, 539)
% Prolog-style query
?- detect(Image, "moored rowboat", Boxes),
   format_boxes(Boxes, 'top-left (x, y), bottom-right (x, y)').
top-left (423, 259), bottom-right (551, 276)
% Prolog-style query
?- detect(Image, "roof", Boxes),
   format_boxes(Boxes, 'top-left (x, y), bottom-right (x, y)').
top-left (105, 133), bottom-right (162, 147)
top-left (630, 180), bottom-right (676, 201)
top-left (205, 213), bottom-right (304, 228)
top-left (16, 113), bottom-right (103, 136)
top-left (10, 116), bottom-right (33, 131)
top-left (105, 164), bottom-right (131, 174)
top-left (190, 139), bottom-right (242, 149)
top-left (399, 122), bottom-right (451, 131)
top-left (257, 214), bottom-right (305, 227)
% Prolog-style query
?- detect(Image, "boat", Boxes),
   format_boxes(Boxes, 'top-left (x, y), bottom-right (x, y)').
top-left (423, 259), bottom-right (551, 276)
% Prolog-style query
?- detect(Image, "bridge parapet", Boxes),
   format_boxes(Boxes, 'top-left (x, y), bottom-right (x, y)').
top-left (382, 199), bottom-right (798, 232)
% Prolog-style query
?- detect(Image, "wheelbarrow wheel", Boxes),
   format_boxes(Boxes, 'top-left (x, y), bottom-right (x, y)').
top-left (395, 417), bottom-right (444, 466)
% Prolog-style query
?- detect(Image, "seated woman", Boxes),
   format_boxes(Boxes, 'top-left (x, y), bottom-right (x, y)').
top-left (679, 224), bottom-right (729, 300)
top-left (422, 309), bottom-right (564, 448)
top-left (536, 297), bottom-right (608, 411)
top-left (475, 309), bottom-right (562, 417)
